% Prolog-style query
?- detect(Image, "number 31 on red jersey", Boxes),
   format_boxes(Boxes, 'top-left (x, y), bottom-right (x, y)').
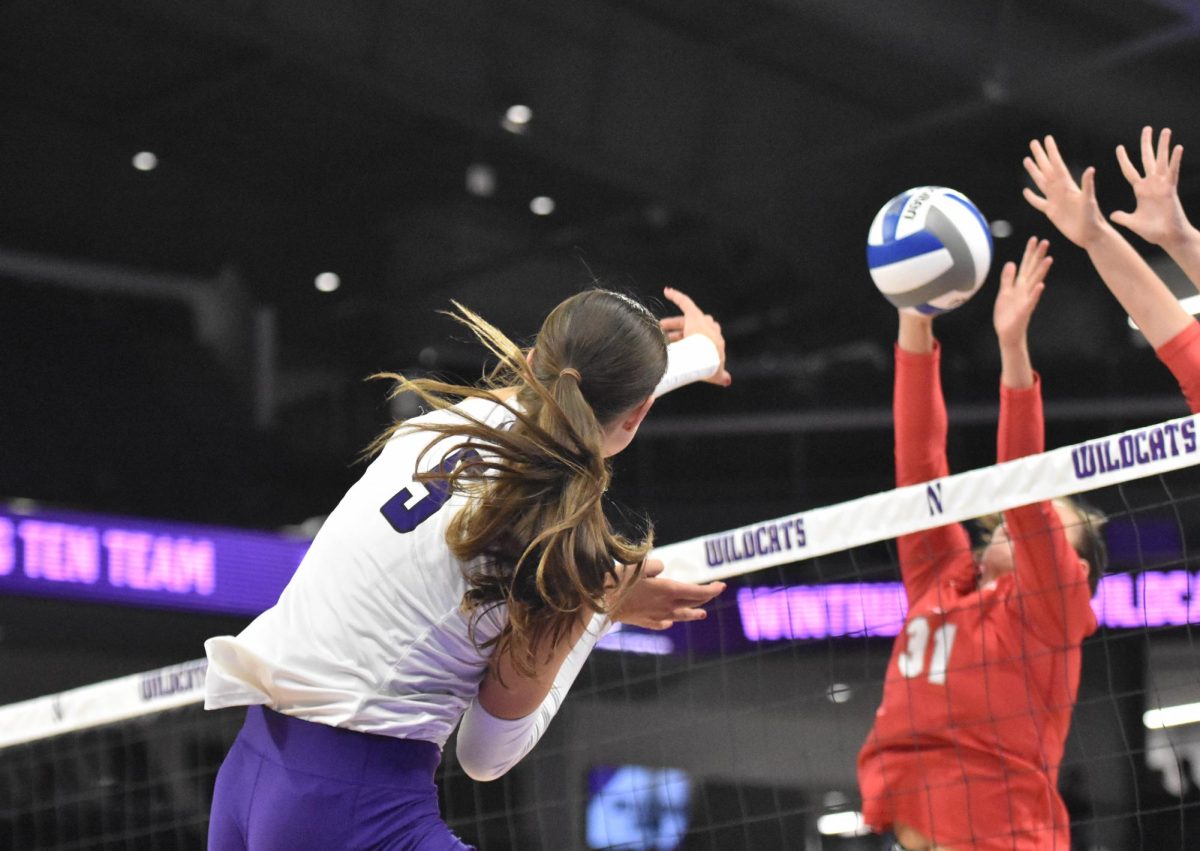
top-left (897, 616), bottom-right (958, 685)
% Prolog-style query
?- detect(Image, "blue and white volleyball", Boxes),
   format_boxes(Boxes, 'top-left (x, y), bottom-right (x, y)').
top-left (866, 186), bottom-right (993, 315)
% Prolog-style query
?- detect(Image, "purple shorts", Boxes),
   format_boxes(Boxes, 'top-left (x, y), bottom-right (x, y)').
top-left (208, 705), bottom-right (474, 850)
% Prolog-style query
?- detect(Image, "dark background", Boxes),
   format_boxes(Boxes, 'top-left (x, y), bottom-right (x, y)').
top-left (3, 0), bottom-right (1200, 534)
top-left (3, 2), bottom-right (1200, 847)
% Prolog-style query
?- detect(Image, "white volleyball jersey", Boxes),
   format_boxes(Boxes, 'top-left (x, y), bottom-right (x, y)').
top-left (204, 396), bottom-right (514, 749)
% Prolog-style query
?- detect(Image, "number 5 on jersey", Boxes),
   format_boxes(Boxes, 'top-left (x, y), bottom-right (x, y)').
top-left (380, 448), bottom-right (481, 533)
top-left (897, 616), bottom-right (957, 686)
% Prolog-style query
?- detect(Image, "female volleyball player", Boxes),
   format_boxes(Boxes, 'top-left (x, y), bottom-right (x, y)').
top-left (1022, 130), bottom-right (1200, 411)
top-left (857, 237), bottom-right (1107, 850)
top-left (203, 287), bottom-right (730, 850)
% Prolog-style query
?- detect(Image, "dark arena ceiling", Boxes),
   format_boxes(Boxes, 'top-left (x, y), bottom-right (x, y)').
top-left (4, 0), bottom-right (1200, 532)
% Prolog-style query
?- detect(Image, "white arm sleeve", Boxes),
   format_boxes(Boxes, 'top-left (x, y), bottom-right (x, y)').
top-left (456, 612), bottom-right (612, 782)
top-left (652, 334), bottom-right (721, 398)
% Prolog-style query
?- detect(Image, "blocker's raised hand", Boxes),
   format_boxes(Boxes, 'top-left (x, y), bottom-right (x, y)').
top-left (1111, 126), bottom-right (1190, 249)
top-left (1023, 135), bottom-right (1107, 250)
top-left (993, 237), bottom-right (1052, 349)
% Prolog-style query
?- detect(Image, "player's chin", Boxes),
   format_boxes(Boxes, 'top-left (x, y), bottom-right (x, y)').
top-left (979, 559), bottom-right (1015, 586)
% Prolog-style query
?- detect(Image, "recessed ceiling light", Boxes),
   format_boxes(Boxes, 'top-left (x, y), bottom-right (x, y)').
top-left (502, 104), bottom-right (533, 134)
top-left (530, 196), bottom-right (555, 216)
top-left (132, 152), bottom-right (158, 171)
top-left (465, 163), bottom-right (496, 197)
top-left (314, 272), bottom-right (341, 293)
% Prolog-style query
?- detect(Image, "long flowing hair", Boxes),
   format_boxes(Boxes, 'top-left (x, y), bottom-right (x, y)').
top-left (369, 290), bottom-right (669, 675)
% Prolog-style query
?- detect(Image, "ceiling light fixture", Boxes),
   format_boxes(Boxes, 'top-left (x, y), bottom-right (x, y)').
top-left (502, 104), bottom-right (533, 134)
top-left (465, 163), bottom-right (496, 197)
top-left (989, 219), bottom-right (1013, 238)
top-left (530, 196), bottom-right (555, 216)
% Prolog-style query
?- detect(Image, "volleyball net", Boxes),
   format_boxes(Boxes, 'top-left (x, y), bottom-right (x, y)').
top-left (4, 413), bottom-right (1200, 848)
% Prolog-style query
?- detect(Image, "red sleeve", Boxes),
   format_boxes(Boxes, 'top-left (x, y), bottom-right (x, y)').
top-left (1155, 320), bottom-right (1200, 414)
top-left (999, 377), bottom-right (1098, 644)
top-left (894, 343), bottom-right (972, 606)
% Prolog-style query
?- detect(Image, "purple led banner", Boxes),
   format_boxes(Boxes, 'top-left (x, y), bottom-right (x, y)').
top-left (736, 572), bottom-right (1200, 642)
top-left (5, 503), bottom-right (1195, 637)
top-left (0, 506), bottom-right (309, 616)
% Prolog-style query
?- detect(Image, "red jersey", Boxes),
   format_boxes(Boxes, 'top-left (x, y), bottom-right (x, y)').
top-left (858, 323), bottom-right (1200, 849)
top-left (1156, 320), bottom-right (1200, 415)
top-left (858, 343), bottom-right (1095, 850)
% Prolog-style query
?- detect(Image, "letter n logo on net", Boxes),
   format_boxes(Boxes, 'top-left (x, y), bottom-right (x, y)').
top-left (926, 482), bottom-right (944, 516)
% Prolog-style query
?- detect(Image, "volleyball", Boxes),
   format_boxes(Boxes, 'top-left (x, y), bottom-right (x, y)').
top-left (866, 186), bottom-right (993, 315)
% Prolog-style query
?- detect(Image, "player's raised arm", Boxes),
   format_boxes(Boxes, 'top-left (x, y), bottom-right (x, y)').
top-left (656, 286), bottom-right (732, 393)
top-left (1023, 134), bottom-right (1192, 348)
top-left (1112, 126), bottom-right (1200, 290)
top-left (892, 310), bottom-right (972, 604)
top-left (988, 237), bottom-right (1099, 645)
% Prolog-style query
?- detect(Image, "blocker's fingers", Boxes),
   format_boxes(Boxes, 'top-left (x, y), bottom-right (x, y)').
top-left (1030, 138), bottom-right (1055, 174)
top-left (1000, 260), bottom-right (1017, 289)
top-left (1022, 156), bottom-right (1046, 188)
top-left (1080, 166), bottom-right (1097, 201)
top-left (1115, 145), bottom-right (1141, 184)
top-left (1157, 127), bottom-right (1172, 167)
top-left (1141, 125), bottom-right (1155, 170)
top-left (1031, 256), bottom-right (1054, 287)
top-left (1044, 135), bottom-right (1068, 171)
top-left (1027, 238), bottom-right (1050, 269)
top-left (671, 607), bottom-right (708, 622)
top-left (1022, 187), bottom-right (1048, 213)
top-left (1020, 235), bottom-right (1038, 266)
top-left (660, 315), bottom-right (686, 331)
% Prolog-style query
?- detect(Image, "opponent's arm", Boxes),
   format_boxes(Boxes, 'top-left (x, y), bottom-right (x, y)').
top-left (893, 312), bottom-right (972, 605)
top-left (993, 238), bottom-right (1095, 644)
top-left (1111, 126), bottom-right (1200, 290)
top-left (1023, 134), bottom-right (1192, 349)
top-left (1025, 133), bottom-right (1200, 409)
top-left (455, 561), bottom-right (724, 781)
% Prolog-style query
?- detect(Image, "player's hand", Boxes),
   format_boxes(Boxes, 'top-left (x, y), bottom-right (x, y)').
top-left (993, 237), bottom-right (1051, 348)
top-left (609, 559), bottom-right (726, 631)
top-left (659, 287), bottom-right (732, 386)
top-left (1111, 126), bottom-right (1190, 249)
top-left (1022, 135), bottom-right (1107, 249)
